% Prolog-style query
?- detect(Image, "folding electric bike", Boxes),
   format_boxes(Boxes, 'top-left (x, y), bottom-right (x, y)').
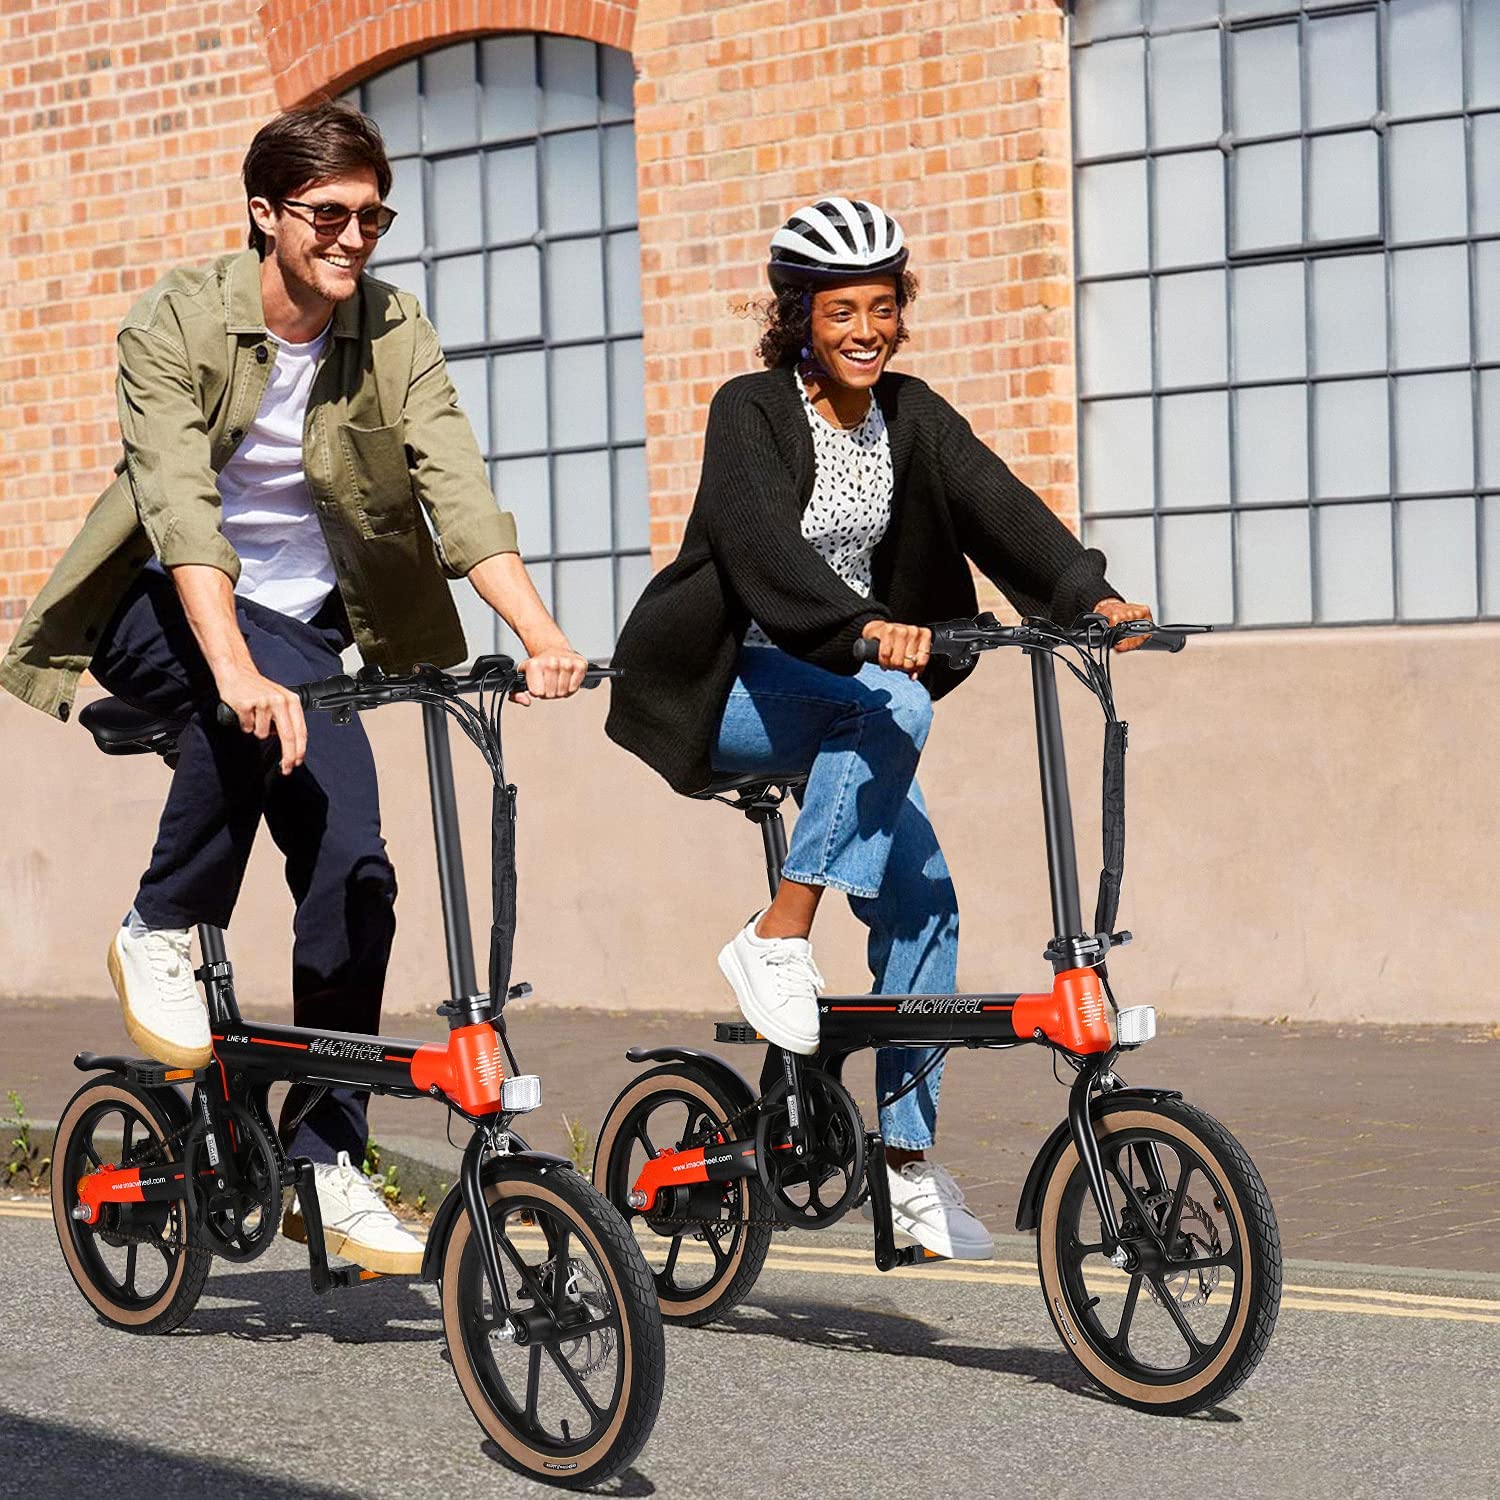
top-left (52, 658), bottom-right (664, 1488)
top-left (594, 615), bottom-right (1282, 1415)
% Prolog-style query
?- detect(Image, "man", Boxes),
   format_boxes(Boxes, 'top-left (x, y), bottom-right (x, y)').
top-left (0, 103), bottom-right (586, 1273)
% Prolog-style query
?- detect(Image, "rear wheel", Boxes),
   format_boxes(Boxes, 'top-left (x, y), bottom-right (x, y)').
top-left (51, 1075), bottom-right (210, 1334)
top-left (594, 1063), bottom-right (772, 1325)
top-left (440, 1162), bottom-right (664, 1489)
top-left (1036, 1097), bottom-right (1281, 1415)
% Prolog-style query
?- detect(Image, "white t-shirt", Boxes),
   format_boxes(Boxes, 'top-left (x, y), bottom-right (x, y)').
top-left (744, 368), bottom-right (895, 647)
top-left (214, 323), bottom-right (339, 623)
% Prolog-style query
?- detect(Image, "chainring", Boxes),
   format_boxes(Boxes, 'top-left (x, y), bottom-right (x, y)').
top-left (188, 1099), bottom-right (285, 1262)
top-left (755, 1069), bottom-right (865, 1229)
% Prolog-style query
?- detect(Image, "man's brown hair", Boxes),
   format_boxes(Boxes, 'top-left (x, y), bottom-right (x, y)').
top-left (241, 102), bottom-right (393, 256)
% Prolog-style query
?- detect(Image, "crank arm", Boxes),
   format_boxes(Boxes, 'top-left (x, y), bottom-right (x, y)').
top-left (863, 1132), bottom-right (934, 1272)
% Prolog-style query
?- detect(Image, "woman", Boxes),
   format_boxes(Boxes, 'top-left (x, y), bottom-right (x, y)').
top-left (607, 198), bottom-right (1152, 1259)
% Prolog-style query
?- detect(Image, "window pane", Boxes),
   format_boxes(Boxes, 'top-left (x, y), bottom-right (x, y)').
top-left (1316, 501), bottom-right (1394, 621)
top-left (487, 246), bottom-right (542, 342)
top-left (603, 125), bottom-right (638, 226)
top-left (371, 259), bottom-right (426, 305)
top-left (485, 145), bottom-right (539, 243)
top-left (1474, 1), bottom-right (1500, 110)
top-left (1306, 10), bottom-right (1377, 129)
top-left (1485, 496), bottom-right (1500, 616)
top-left (1307, 131), bottom-right (1380, 243)
top-left (1315, 380), bottom-right (1389, 497)
top-left (1392, 246), bottom-right (1469, 369)
top-left (367, 60), bottom-right (419, 154)
top-left (1085, 516), bottom-right (1158, 614)
top-left (616, 552), bottom-right (654, 637)
top-left (491, 349), bottom-right (548, 456)
top-left (1159, 391), bottom-right (1229, 509)
top-left (1474, 116), bottom-right (1500, 236)
top-left (1482, 370), bottom-right (1500, 488)
top-left (543, 130), bottom-right (602, 235)
top-left (1479, 242), bottom-right (1500, 363)
top-left (378, 157), bottom-right (425, 261)
top-left (1394, 371), bottom-right (1473, 494)
top-left (549, 344), bottom-right (609, 448)
top-left (1151, 0), bottom-right (1219, 26)
top-left (1075, 38), bottom-right (1145, 158)
top-left (1230, 22), bottom-right (1299, 139)
top-left (1159, 512), bottom-right (1234, 623)
top-left (1232, 140), bottom-right (1301, 254)
top-left (447, 356), bottom-right (490, 454)
top-left (1082, 398), bottom-right (1154, 513)
top-left (1388, 120), bottom-right (1466, 244)
top-left (1150, 28), bottom-right (1222, 149)
top-left (607, 232), bottom-right (643, 335)
top-left (546, 238), bottom-right (606, 342)
top-left (482, 36), bottom-right (538, 141)
top-left (1153, 151), bottom-right (1224, 269)
top-left (423, 42), bottom-right (479, 151)
top-left (554, 449), bottom-right (613, 554)
top-left (1233, 263), bottom-right (1305, 383)
top-left (1073, 0), bottom-right (1141, 44)
top-left (601, 46), bottom-right (634, 122)
top-left (1236, 385), bottom-right (1308, 505)
top-left (433, 253), bottom-right (484, 346)
top-left (614, 446), bottom-right (650, 550)
top-left (449, 576), bottom-right (496, 663)
top-left (1387, 0), bottom-right (1463, 118)
top-left (1310, 253), bottom-right (1386, 376)
top-left (541, 36), bottom-right (599, 129)
top-left (1398, 496), bottom-right (1476, 618)
top-left (431, 155), bottom-right (483, 251)
top-left (1158, 271), bottom-right (1226, 388)
top-left (1224, 0), bottom-right (1283, 16)
top-left (555, 556), bottom-right (615, 660)
top-left (1077, 161), bottom-right (1148, 277)
top-left (1079, 279), bottom-right (1152, 395)
top-left (1237, 507), bottom-right (1312, 624)
top-left (610, 339), bottom-right (646, 444)
top-left (494, 455), bottom-right (551, 556)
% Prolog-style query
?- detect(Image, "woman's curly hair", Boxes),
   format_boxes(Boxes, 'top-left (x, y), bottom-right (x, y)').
top-left (750, 272), bottom-right (919, 369)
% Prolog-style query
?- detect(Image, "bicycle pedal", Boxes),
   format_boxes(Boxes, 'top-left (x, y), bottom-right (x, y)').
top-left (124, 1058), bottom-right (202, 1087)
top-left (714, 1022), bottom-right (761, 1044)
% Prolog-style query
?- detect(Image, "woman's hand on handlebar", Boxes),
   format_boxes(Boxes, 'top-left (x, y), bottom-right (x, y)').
top-left (860, 620), bottom-right (933, 680)
top-left (216, 665), bottom-right (307, 774)
top-left (512, 636), bottom-right (590, 705)
top-left (1091, 597), bottom-right (1155, 653)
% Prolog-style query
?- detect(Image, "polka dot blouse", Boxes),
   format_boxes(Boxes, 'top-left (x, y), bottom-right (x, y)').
top-left (744, 367), bottom-right (894, 648)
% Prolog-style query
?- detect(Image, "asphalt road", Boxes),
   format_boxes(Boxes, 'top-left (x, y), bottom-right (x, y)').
top-left (2, 1207), bottom-right (1496, 1500)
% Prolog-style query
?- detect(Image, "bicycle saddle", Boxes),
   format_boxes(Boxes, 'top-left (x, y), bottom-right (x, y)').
top-left (78, 696), bottom-right (184, 757)
top-left (690, 770), bottom-right (808, 801)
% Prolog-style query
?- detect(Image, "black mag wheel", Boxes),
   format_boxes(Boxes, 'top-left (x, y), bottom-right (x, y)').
top-left (1036, 1097), bottom-right (1281, 1415)
top-left (51, 1075), bottom-right (211, 1334)
top-left (593, 1062), bottom-right (772, 1326)
top-left (439, 1162), bottom-right (665, 1489)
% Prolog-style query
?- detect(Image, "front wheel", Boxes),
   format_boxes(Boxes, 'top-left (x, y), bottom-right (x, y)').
top-left (1036, 1097), bottom-right (1281, 1415)
top-left (439, 1162), bottom-right (664, 1489)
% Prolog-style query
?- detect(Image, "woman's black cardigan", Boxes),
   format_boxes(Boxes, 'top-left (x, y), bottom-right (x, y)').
top-left (606, 365), bottom-right (1118, 795)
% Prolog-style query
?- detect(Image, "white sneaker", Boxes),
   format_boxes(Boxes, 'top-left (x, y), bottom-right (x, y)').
top-left (874, 1160), bottom-right (995, 1261)
top-left (717, 911), bottom-right (822, 1056)
top-left (107, 920), bottom-right (212, 1070)
top-left (282, 1151), bottom-right (425, 1275)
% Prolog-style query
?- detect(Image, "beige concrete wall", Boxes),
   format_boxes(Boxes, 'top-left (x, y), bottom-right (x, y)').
top-left (5, 623), bottom-right (1497, 1025)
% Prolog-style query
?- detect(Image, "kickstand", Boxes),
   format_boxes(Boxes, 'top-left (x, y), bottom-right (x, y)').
top-left (293, 1158), bottom-right (367, 1293)
top-left (863, 1132), bottom-right (925, 1272)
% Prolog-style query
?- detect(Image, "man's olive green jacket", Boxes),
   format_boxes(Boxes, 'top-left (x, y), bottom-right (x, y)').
top-left (0, 248), bottom-right (518, 721)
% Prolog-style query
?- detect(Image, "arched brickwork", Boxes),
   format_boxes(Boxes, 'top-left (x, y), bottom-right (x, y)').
top-left (257, 0), bottom-right (638, 107)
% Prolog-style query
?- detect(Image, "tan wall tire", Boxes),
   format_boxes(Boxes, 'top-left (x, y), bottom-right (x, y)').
top-left (439, 1164), bottom-right (665, 1490)
top-left (1035, 1098), bottom-right (1281, 1415)
top-left (51, 1076), bottom-right (211, 1334)
top-left (593, 1064), bottom-right (772, 1325)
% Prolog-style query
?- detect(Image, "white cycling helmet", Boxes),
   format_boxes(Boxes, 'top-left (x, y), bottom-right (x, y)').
top-left (767, 197), bottom-right (908, 290)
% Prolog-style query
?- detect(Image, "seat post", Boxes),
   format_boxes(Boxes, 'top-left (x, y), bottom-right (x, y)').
top-left (196, 922), bottom-right (241, 1025)
top-left (745, 799), bottom-right (788, 900)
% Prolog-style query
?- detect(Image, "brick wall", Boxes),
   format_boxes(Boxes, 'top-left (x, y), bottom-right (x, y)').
top-left (0, 0), bottom-right (1076, 644)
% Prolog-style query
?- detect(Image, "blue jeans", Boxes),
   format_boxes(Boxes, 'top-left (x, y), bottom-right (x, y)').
top-left (714, 646), bottom-right (959, 1150)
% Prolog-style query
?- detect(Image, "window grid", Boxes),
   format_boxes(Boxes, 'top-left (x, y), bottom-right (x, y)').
top-left (1071, 0), bottom-right (1500, 627)
top-left (355, 37), bottom-right (648, 660)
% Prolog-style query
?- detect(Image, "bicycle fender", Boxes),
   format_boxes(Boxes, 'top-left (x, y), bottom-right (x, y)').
top-left (419, 1147), bottom-right (572, 1283)
top-left (1014, 1087), bottom-right (1184, 1233)
top-left (70, 1055), bottom-right (195, 1135)
top-left (622, 1046), bottom-right (758, 1116)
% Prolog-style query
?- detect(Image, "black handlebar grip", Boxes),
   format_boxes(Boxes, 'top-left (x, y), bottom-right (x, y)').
top-left (215, 702), bottom-right (239, 728)
top-left (1137, 630), bottom-right (1187, 653)
top-left (852, 637), bottom-right (882, 663)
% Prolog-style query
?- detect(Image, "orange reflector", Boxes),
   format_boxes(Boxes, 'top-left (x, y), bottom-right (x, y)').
top-left (358, 1270), bottom-right (384, 1281)
top-left (163, 1069), bottom-right (195, 1081)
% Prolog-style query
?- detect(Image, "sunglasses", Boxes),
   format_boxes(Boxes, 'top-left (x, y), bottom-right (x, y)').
top-left (280, 199), bottom-right (398, 239)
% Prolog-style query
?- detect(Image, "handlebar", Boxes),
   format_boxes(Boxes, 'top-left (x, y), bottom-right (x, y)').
top-left (215, 655), bottom-right (619, 728)
top-left (852, 615), bottom-right (1207, 666)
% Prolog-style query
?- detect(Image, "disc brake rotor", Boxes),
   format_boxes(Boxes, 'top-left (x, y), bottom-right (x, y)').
top-left (540, 1255), bottom-right (616, 1378)
top-left (1144, 1190), bottom-right (1222, 1307)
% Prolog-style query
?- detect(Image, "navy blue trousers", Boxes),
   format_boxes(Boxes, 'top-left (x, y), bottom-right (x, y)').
top-left (92, 573), bottom-right (398, 1164)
